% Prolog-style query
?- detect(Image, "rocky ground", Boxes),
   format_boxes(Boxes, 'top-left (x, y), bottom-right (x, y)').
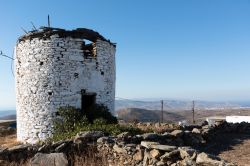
top-left (0, 121), bottom-right (250, 166)
top-left (203, 133), bottom-right (250, 166)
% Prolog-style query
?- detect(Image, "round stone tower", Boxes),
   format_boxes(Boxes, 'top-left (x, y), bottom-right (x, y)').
top-left (15, 27), bottom-right (116, 143)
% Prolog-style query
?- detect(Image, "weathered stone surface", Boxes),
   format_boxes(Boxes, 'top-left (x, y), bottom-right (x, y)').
top-left (160, 149), bottom-right (180, 162)
top-left (150, 144), bottom-right (177, 152)
top-left (117, 132), bottom-right (130, 138)
top-left (150, 149), bottom-right (161, 158)
top-left (192, 128), bottom-right (201, 134)
top-left (55, 143), bottom-right (68, 152)
top-left (179, 147), bottom-right (196, 159)
top-left (171, 130), bottom-right (184, 137)
top-left (97, 136), bottom-right (114, 144)
top-left (179, 158), bottom-right (196, 166)
top-left (15, 31), bottom-right (116, 143)
top-left (143, 150), bottom-right (150, 166)
top-left (133, 150), bottom-right (144, 161)
top-left (162, 132), bottom-right (175, 139)
top-left (3, 122), bottom-right (249, 165)
top-left (196, 152), bottom-right (227, 166)
top-left (30, 153), bottom-right (68, 166)
top-left (113, 144), bottom-right (127, 154)
top-left (142, 133), bottom-right (159, 140)
top-left (141, 141), bottom-right (159, 149)
top-left (156, 161), bottom-right (165, 166)
top-left (74, 131), bottom-right (104, 143)
top-left (8, 144), bottom-right (30, 152)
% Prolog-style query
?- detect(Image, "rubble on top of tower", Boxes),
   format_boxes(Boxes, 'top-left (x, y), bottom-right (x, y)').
top-left (18, 27), bottom-right (116, 47)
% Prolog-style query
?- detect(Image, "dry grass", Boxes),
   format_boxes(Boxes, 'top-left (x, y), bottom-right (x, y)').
top-left (0, 123), bottom-right (21, 148)
top-left (0, 134), bottom-right (21, 148)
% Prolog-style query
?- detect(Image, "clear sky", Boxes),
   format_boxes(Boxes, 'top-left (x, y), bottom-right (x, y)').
top-left (0, 0), bottom-right (250, 110)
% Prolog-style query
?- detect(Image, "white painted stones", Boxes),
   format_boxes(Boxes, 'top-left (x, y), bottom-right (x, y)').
top-left (15, 28), bottom-right (116, 143)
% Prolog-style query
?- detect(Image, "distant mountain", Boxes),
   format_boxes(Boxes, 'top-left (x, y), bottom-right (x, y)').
top-left (115, 99), bottom-right (248, 112)
top-left (117, 108), bottom-right (185, 123)
top-left (0, 114), bottom-right (16, 120)
top-left (0, 110), bottom-right (16, 118)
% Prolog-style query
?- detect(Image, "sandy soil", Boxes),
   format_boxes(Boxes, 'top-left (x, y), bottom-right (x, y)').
top-left (200, 133), bottom-right (250, 166)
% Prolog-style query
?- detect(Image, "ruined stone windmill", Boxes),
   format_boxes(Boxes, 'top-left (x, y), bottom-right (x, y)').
top-left (15, 26), bottom-right (116, 143)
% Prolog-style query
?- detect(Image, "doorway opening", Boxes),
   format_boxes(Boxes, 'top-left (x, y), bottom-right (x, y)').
top-left (81, 90), bottom-right (96, 112)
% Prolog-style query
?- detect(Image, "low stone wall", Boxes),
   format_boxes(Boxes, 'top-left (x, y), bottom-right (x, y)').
top-left (2, 121), bottom-right (250, 165)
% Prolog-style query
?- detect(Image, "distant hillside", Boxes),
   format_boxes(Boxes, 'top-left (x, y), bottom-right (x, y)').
top-left (118, 107), bottom-right (250, 124)
top-left (0, 110), bottom-right (16, 118)
top-left (117, 108), bottom-right (185, 123)
top-left (0, 114), bottom-right (16, 120)
top-left (115, 100), bottom-right (247, 111)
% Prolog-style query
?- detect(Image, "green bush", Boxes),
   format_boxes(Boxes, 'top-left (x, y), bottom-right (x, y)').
top-left (84, 104), bottom-right (118, 124)
top-left (50, 105), bottom-right (142, 142)
top-left (53, 106), bottom-right (88, 133)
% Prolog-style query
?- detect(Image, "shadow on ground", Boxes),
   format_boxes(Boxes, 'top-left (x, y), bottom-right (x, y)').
top-left (198, 133), bottom-right (250, 166)
top-left (200, 133), bottom-right (250, 155)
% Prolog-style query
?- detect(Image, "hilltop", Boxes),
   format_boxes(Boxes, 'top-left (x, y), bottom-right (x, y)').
top-left (117, 107), bottom-right (250, 124)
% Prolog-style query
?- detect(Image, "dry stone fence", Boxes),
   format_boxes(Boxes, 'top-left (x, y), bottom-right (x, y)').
top-left (1, 121), bottom-right (248, 166)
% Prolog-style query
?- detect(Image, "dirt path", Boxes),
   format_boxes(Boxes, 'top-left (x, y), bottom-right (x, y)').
top-left (201, 133), bottom-right (250, 166)
top-left (219, 137), bottom-right (250, 166)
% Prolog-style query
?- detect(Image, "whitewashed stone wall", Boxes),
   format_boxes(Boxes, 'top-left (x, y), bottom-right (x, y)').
top-left (15, 34), bottom-right (116, 143)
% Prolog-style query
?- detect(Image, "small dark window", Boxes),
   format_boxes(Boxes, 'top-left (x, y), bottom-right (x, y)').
top-left (74, 73), bottom-right (79, 78)
top-left (101, 71), bottom-right (104, 75)
top-left (82, 40), bottom-right (96, 59)
top-left (39, 62), bottom-right (44, 65)
top-left (48, 91), bottom-right (53, 96)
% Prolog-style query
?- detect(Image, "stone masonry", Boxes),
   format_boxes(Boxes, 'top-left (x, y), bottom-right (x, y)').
top-left (15, 28), bottom-right (116, 143)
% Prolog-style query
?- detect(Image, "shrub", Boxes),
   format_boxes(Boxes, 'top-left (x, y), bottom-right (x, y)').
top-left (50, 104), bottom-right (142, 142)
top-left (53, 106), bottom-right (88, 133)
top-left (84, 104), bottom-right (118, 124)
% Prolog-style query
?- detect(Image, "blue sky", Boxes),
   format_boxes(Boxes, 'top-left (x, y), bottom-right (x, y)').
top-left (0, 0), bottom-right (250, 109)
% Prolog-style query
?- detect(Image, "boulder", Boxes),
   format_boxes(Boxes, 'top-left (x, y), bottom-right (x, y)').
top-left (133, 149), bottom-right (144, 161)
top-left (55, 143), bottom-right (68, 152)
top-left (192, 128), bottom-right (201, 134)
top-left (196, 152), bottom-right (234, 166)
top-left (150, 145), bottom-right (177, 152)
top-left (30, 153), bottom-right (68, 166)
top-left (162, 132), bottom-right (175, 139)
top-left (143, 150), bottom-right (150, 166)
top-left (74, 131), bottom-right (104, 143)
top-left (150, 149), bottom-right (161, 158)
top-left (178, 147), bottom-right (196, 159)
top-left (142, 133), bottom-right (159, 140)
top-left (0, 148), bottom-right (8, 160)
top-left (97, 136), bottom-right (114, 144)
top-left (113, 144), bottom-right (127, 154)
top-left (8, 144), bottom-right (30, 152)
top-left (160, 150), bottom-right (180, 162)
top-left (179, 158), bottom-right (196, 166)
top-left (171, 130), bottom-right (184, 137)
top-left (141, 141), bottom-right (159, 149)
top-left (156, 161), bottom-right (165, 166)
top-left (117, 132), bottom-right (130, 138)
